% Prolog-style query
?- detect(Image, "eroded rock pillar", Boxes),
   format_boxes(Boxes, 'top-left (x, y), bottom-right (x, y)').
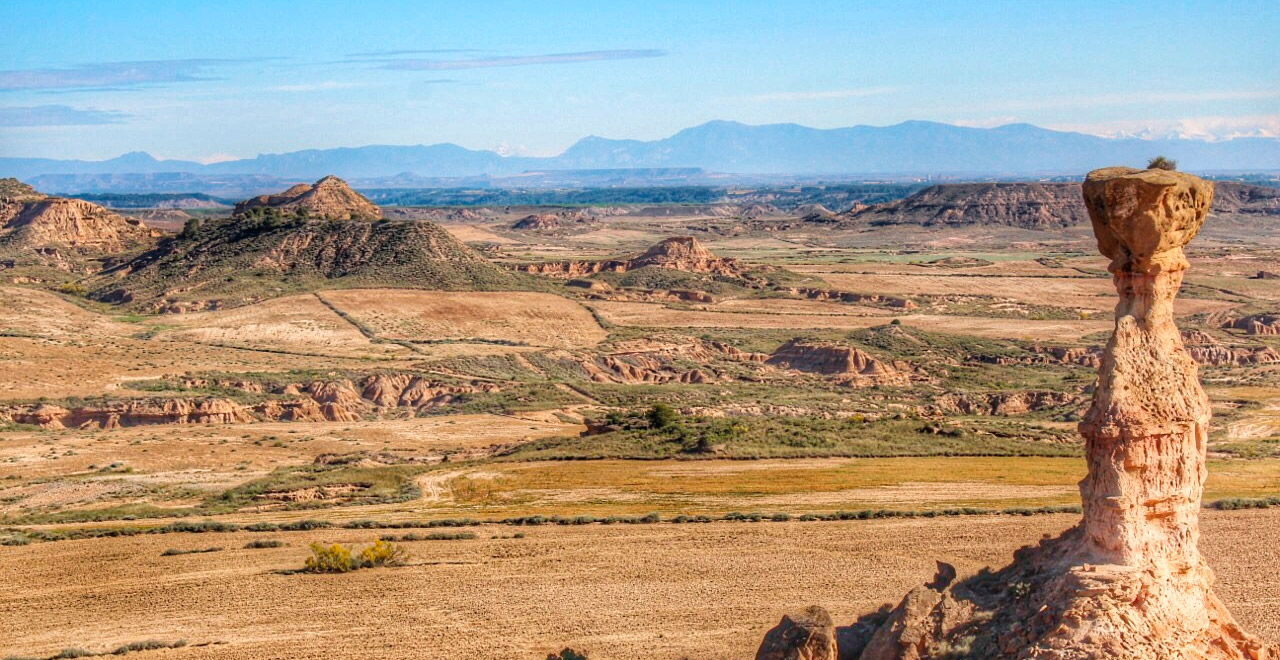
top-left (1077, 166), bottom-right (1213, 568)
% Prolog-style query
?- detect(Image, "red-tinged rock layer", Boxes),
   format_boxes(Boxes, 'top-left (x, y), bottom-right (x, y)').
top-left (515, 235), bottom-right (749, 279)
top-left (770, 168), bottom-right (1275, 660)
top-left (0, 373), bottom-right (500, 430)
top-left (766, 339), bottom-right (912, 387)
top-left (1220, 313), bottom-right (1280, 336)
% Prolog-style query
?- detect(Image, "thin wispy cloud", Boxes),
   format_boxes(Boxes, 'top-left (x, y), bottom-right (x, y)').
top-left (0, 104), bottom-right (129, 127)
top-left (0, 58), bottom-right (277, 92)
top-left (374, 49), bottom-right (666, 71)
top-left (271, 81), bottom-right (368, 92)
top-left (345, 49), bottom-right (484, 59)
top-left (741, 87), bottom-right (904, 103)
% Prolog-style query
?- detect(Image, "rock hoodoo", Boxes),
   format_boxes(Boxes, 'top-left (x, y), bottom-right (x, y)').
top-left (764, 167), bottom-right (1274, 660)
top-left (233, 175), bottom-right (381, 220)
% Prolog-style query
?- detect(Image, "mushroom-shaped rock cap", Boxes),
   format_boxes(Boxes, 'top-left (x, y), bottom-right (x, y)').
top-left (1082, 166), bottom-right (1213, 274)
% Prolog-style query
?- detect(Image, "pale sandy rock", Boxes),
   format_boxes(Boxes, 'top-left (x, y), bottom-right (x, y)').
top-left (772, 167), bottom-right (1274, 659)
top-left (234, 175), bottom-right (381, 220)
top-left (1, 197), bottom-right (152, 252)
top-left (756, 606), bottom-right (839, 660)
top-left (766, 339), bottom-right (911, 387)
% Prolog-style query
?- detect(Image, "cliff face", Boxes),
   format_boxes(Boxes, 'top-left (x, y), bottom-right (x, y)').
top-left (846, 183), bottom-right (1087, 229)
top-left (1220, 313), bottom-right (1280, 336)
top-left (233, 175), bottom-right (381, 220)
top-left (1, 191), bottom-right (153, 253)
top-left (517, 236), bottom-right (748, 279)
top-left (842, 180), bottom-right (1280, 229)
top-left (765, 339), bottom-right (911, 387)
top-left (0, 373), bottom-right (499, 430)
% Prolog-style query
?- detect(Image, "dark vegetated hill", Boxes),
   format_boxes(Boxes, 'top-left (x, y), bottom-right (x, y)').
top-left (68, 192), bottom-right (232, 209)
top-left (94, 215), bottom-right (545, 310)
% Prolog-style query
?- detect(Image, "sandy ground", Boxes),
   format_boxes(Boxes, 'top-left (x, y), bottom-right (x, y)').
top-left (0, 415), bottom-right (582, 515)
top-left (321, 290), bottom-right (608, 349)
top-left (815, 272), bottom-right (1235, 316)
top-left (0, 288), bottom-right (421, 399)
top-left (157, 294), bottom-right (408, 359)
top-left (1, 510), bottom-right (1276, 660)
top-left (589, 301), bottom-right (1111, 341)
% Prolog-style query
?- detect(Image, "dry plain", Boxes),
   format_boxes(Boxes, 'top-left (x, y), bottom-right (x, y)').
top-left (2, 202), bottom-right (1279, 659)
top-left (2, 511), bottom-right (1278, 660)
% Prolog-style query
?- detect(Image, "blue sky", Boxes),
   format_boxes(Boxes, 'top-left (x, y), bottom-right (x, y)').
top-left (1, 0), bottom-right (1276, 161)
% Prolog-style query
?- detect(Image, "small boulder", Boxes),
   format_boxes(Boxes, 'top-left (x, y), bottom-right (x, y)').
top-left (756, 606), bottom-right (839, 660)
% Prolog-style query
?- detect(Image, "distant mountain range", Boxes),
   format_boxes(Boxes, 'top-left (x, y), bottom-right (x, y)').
top-left (3, 121), bottom-right (1277, 195)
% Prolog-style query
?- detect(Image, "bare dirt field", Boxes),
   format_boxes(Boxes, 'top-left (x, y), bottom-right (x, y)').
top-left (2, 510), bottom-right (1276, 660)
top-left (815, 272), bottom-right (1236, 315)
top-left (589, 300), bottom-right (1111, 341)
top-left (0, 288), bottom-right (419, 399)
top-left (320, 289), bottom-right (608, 349)
top-left (157, 294), bottom-right (409, 359)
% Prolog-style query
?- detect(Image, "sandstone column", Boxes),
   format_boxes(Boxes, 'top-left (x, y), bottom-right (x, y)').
top-left (805, 167), bottom-right (1273, 660)
top-left (1077, 166), bottom-right (1212, 568)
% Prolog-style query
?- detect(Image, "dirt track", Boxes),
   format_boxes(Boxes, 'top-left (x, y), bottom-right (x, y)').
top-left (2, 509), bottom-right (1276, 660)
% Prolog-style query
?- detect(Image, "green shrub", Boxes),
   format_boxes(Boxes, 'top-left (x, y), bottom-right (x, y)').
top-left (358, 539), bottom-right (409, 568)
top-left (245, 539), bottom-right (284, 549)
top-left (304, 540), bottom-right (409, 573)
top-left (646, 403), bottom-right (678, 429)
top-left (1147, 155), bottom-right (1177, 171)
top-left (305, 542), bottom-right (355, 573)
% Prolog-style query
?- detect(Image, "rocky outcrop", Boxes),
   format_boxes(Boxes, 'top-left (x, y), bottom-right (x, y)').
top-left (1181, 329), bottom-right (1280, 366)
top-left (756, 606), bottom-right (839, 660)
top-left (233, 175), bottom-right (381, 220)
top-left (845, 183), bottom-right (1087, 229)
top-left (975, 336), bottom-right (1277, 369)
top-left (0, 373), bottom-right (500, 429)
top-left (510, 208), bottom-right (609, 231)
top-left (1212, 181), bottom-right (1280, 216)
top-left (784, 287), bottom-right (916, 310)
top-left (832, 167), bottom-right (1272, 659)
top-left (511, 213), bottom-right (562, 230)
top-left (1, 194), bottom-right (153, 253)
top-left (567, 337), bottom-right (768, 385)
top-left (629, 236), bottom-right (744, 275)
top-left (928, 390), bottom-right (1081, 416)
top-left (841, 180), bottom-right (1280, 229)
top-left (766, 339), bottom-right (911, 387)
top-left (1220, 313), bottom-right (1280, 336)
top-left (516, 236), bottom-right (749, 279)
top-left (2, 398), bottom-right (253, 430)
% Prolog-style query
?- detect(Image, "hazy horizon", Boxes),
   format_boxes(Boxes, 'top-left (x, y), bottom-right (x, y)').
top-left (2, 0), bottom-right (1277, 162)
